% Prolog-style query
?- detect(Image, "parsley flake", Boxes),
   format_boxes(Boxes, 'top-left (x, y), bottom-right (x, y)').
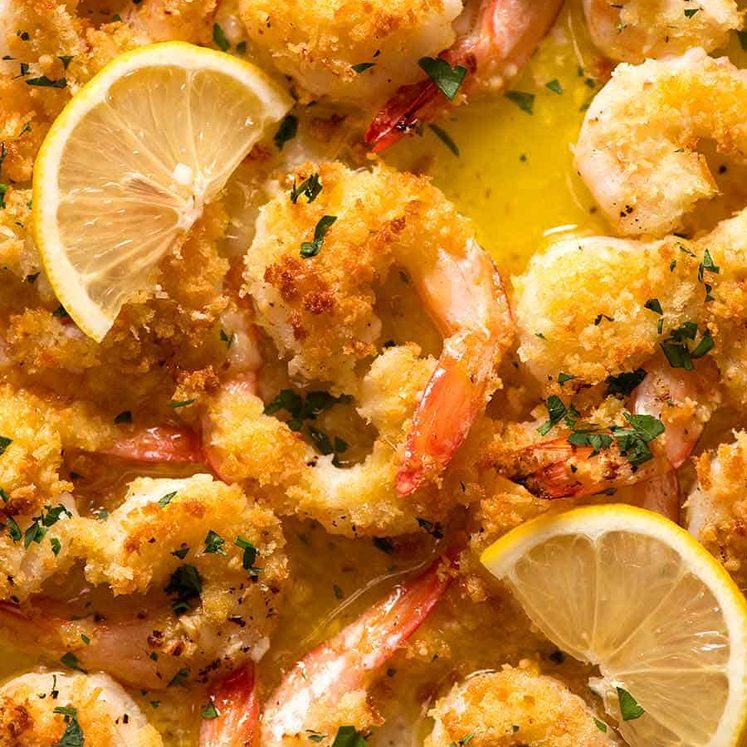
top-left (418, 57), bottom-right (467, 100)
top-left (617, 686), bottom-right (645, 720)
top-left (274, 115), bottom-right (298, 150)
top-left (213, 23), bottom-right (230, 51)
top-left (504, 90), bottom-right (535, 114)
top-left (331, 726), bottom-right (368, 747)
top-left (301, 215), bottom-right (337, 258)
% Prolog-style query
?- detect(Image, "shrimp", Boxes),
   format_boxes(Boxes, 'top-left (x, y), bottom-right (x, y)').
top-left (239, 0), bottom-right (463, 107)
top-left (243, 161), bottom-right (513, 499)
top-left (583, 0), bottom-right (741, 64)
top-left (200, 663), bottom-right (259, 747)
top-left (686, 431), bottom-right (747, 590)
top-left (425, 666), bottom-right (618, 747)
top-left (261, 554), bottom-right (452, 745)
top-left (366, 0), bottom-right (564, 151)
top-left (122, 0), bottom-right (219, 45)
top-left (0, 474), bottom-right (288, 689)
top-left (501, 357), bottom-right (718, 510)
top-left (0, 669), bottom-right (163, 746)
top-left (575, 48), bottom-right (747, 237)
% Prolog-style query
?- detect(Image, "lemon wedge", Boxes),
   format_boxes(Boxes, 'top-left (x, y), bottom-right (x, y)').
top-left (33, 41), bottom-right (292, 341)
top-left (481, 505), bottom-right (747, 747)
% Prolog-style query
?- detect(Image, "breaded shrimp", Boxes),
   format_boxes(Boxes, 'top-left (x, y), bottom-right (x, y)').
top-left (514, 209), bottom-right (747, 407)
top-left (425, 666), bottom-right (617, 747)
top-left (262, 554), bottom-right (451, 745)
top-left (205, 346), bottom-right (455, 536)
top-left (513, 233), bottom-right (705, 386)
top-left (0, 669), bottom-right (163, 746)
top-left (583, 0), bottom-right (741, 63)
top-left (244, 161), bottom-right (513, 497)
top-left (239, 0), bottom-right (463, 106)
top-left (687, 431), bottom-right (747, 590)
top-left (0, 474), bottom-right (287, 688)
top-left (366, 0), bottom-right (564, 150)
top-left (575, 48), bottom-right (747, 237)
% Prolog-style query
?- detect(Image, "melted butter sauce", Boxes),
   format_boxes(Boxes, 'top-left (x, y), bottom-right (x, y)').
top-left (6, 2), bottom-right (744, 744)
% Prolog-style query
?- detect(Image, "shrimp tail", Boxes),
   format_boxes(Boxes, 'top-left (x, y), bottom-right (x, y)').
top-left (505, 437), bottom-right (673, 500)
top-left (199, 664), bottom-right (259, 747)
top-left (261, 555), bottom-right (452, 740)
top-left (396, 342), bottom-right (485, 496)
top-left (104, 425), bottom-right (203, 464)
top-left (364, 59), bottom-right (468, 153)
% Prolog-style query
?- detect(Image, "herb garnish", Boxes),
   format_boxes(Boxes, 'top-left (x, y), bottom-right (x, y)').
top-left (605, 368), bottom-right (646, 397)
top-left (235, 536), bottom-right (260, 575)
top-left (213, 23), bottom-right (230, 51)
top-left (418, 57), bottom-right (467, 100)
top-left (617, 686), bottom-right (645, 720)
top-left (300, 215), bottom-right (337, 258)
top-left (204, 529), bottom-right (226, 555)
top-left (504, 90), bottom-right (535, 114)
top-left (291, 172), bottom-right (322, 204)
top-left (351, 62), bottom-right (375, 74)
top-left (429, 124), bottom-right (459, 157)
top-left (165, 564), bottom-right (202, 615)
top-left (274, 114), bottom-right (298, 150)
top-left (660, 322), bottom-right (714, 370)
top-left (53, 705), bottom-right (84, 747)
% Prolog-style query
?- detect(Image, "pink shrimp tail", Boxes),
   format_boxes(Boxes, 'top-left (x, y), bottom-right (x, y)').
top-left (365, 74), bottom-right (455, 153)
top-left (396, 361), bottom-right (478, 496)
top-left (104, 425), bottom-right (203, 464)
top-left (261, 555), bottom-right (452, 739)
top-left (199, 664), bottom-right (259, 747)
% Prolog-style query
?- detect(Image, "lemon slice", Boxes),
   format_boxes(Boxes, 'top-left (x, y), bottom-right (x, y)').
top-left (481, 505), bottom-right (747, 747)
top-left (33, 41), bottom-right (292, 341)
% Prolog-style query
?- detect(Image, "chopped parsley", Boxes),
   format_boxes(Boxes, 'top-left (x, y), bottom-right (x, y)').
top-left (699, 248), bottom-right (720, 301)
top-left (164, 564), bottom-right (202, 615)
top-left (58, 55), bottom-right (73, 70)
top-left (684, 7), bottom-right (700, 17)
top-left (504, 90), bottom-right (535, 114)
top-left (351, 62), bottom-right (375, 74)
top-left (204, 529), bottom-right (226, 555)
top-left (171, 544), bottom-right (189, 560)
top-left (594, 718), bottom-right (608, 732)
top-left (274, 114), bottom-right (298, 150)
top-left (26, 76), bottom-right (67, 88)
top-left (23, 504), bottom-right (72, 549)
top-left (545, 79), bottom-right (563, 94)
top-left (373, 536), bottom-right (394, 554)
top-left (53, 705), bottom-right (84, 747)
top-left (235, 536), bottom-right (259, 574)
top-left (0, 435), bottom-right (12, 455)
top-left (417, 517), bottom-right (444, 539)
top-left (617, 686), bottom-right (645, 720)
top-left (6, 516), bottom-right (21, 542)
top-left (51, 537), bottom-right (62, 556)
top-left (331, 726), bottom-right (368, 747)
top-left (220, 328), bottom-right (234, 348)
top-left (537, 395), bottom-right (578, 436)
top-left (60, 652), bottom-right (85, 672)
top-left (158, 491), bottom-right (177, 508)
top-left (418, 57), bottom-right (467, 100)
top-left (568, 412), bottom-right (664, 467)
top-left (644, 298), bottom-right (662, 315)
top-left (169, 399), bottom-right (195, 409)
top-left (213, 23), bottom-right (230, 51)
top-left (291, 172), bottom-right (322, 204)
top-left (557, 372), bottom-right (575, 385)
top-left (605, 368), bottom-right (647, 397)
top-left (300, 215), bottom-right (337, 258)
top-left (660, 322), bottom-right (714, 370)
top-left (201, 699), bottom-right (220, 719)
top-left (428, 124), bottom-right (459, 157)
top-left (168, 668), bottom-right (189, 687)
top-left (449, 736), bottom-right (474, 747)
